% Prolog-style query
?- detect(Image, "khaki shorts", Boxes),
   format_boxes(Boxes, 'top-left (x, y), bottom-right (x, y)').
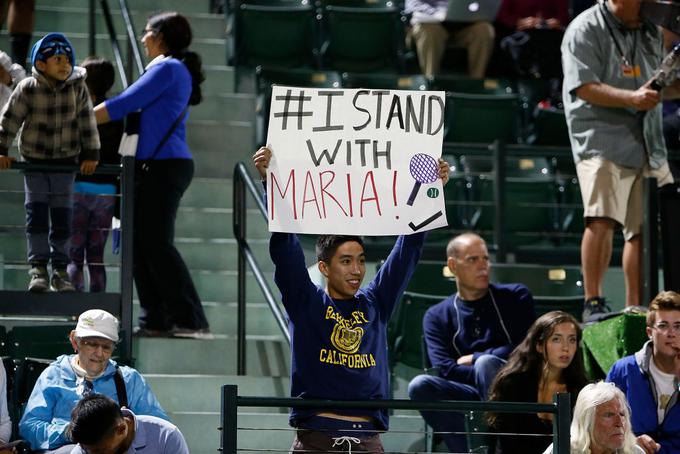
top-left (576, 157), bottom-right (674, 240)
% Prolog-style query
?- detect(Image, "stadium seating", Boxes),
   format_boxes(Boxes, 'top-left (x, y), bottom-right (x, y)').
top-left (443, 93), bottom-right (521, 143)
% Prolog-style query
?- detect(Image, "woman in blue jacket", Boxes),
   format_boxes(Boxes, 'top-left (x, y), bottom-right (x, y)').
top-left (94, 11), bottom-right (210, 338)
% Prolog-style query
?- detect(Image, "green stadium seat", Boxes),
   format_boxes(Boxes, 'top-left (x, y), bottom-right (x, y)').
top-left (533, 108), bottom-right (570, 147)
top-left (429, 75), bottom-right (515, 95)
top-left (460, 155), bottom-right (558, 246)
top-left (11, 357), bottom-right (52, 436)
top-left (341, 72), bottom-right (428, 90)
top-left (491, 263), bottom-right (583, 319)
top-left (234, 3), bottom-right (318, 69)
top-left (320, 5), bottom-right (406, 72)
top-left (0, 326), bottom-right (7, 357)
top-left (254, 66), bottom-right (343, 146)
top-left (7, 325), bottom-right (73, 361)
top-left (443, 93), bottom-right (521, 143)
top-left (388, 292), bottom-right (441, 370)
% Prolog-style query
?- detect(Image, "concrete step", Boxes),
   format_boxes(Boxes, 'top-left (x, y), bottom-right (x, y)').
top-left (38, 0), bottom-right (214, 14)
top-left (33, 5), bottom-right (225, 41)
top-left (191, 93), bottom-right (255, 122)
top-left (0, 232), bottom-right (271, 272)
top-left (186, 120), bottom-right (253, 156)
top-left (144, 374), bottom-right (290, 413)
top-left (0, 33), bottom-right (228, 70)
top-left (176, 206), bottom-right (268, 239)
top-left (133, 336), bottom-right (290, 375)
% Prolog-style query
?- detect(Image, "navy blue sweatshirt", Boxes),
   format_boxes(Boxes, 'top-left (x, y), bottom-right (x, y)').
top-left (423, 283), bottom-right (536, 385)
top-left (270, 231), bottom-right (425, 430)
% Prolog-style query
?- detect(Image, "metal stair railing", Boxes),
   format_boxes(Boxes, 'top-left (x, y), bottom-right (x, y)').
top-left (0, 157), bottom-right (135, 363)
top-left (233, 162), bottom-right (291, 376)
top-left (220, 384), bottom-right (572, 454)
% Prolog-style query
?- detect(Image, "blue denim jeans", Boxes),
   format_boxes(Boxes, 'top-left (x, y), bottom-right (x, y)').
top-left (408, 354), bottom-right (506, 452)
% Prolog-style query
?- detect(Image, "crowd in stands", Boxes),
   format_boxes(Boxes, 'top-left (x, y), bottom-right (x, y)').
top-left (3, 0), bottom-right (680, 452)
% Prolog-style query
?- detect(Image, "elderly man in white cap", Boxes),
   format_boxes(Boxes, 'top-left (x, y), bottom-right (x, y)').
top-left (18, 309), bottom-right (168, 453)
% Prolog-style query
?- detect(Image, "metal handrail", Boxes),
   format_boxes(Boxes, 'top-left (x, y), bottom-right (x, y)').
top-left (220, 385), bottom-right (572, 454)
top-left (0, 158), bottom-right (135, 363)
top-left (233, 162), bottom-right (291, 376)
top-left (90, 0), bottom-right (146, 88)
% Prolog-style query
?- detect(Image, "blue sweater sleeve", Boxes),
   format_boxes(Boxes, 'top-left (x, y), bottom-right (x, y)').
top-left (105, 63), bottom-right (175, 121)
top-left (270, 232), bottom-right (318, 320)
top-left (423, 303), bottom-right (474, 383)
top-left (123, 368), bottom-right (169, 421)
top-left (363, 233), bottom-right (426, 320)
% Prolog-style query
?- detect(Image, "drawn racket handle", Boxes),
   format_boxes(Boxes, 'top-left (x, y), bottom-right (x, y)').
top-left (406, 153), bottom-right (439, 206)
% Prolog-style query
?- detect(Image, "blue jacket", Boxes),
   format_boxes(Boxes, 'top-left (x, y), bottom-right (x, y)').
top-left (104, 56), bottom-right (192, 161)
top-left (607, 341), bottom-right (680, 454)
top-left (19, 355), bottom-right (168, 450)
top-left (423, 283), bottom-right (536, 384)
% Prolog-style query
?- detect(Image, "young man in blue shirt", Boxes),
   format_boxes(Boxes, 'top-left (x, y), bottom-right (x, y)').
top-left (253, 146), bottom-right (449, 453)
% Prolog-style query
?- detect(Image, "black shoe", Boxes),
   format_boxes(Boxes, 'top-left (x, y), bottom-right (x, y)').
top-left (582, 296), bottom-right (610, 323)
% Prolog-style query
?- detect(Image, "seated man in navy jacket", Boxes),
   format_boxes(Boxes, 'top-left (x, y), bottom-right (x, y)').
top-left (607, 291), bottom-right (680, 454)
top-left (408, 232), bottom-right (535, 452)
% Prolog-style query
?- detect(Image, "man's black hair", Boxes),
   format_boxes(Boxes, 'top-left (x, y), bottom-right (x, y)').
top-left (315, 235), bottom-right (364, 263)
top-left (68, 394), bottom-right (123, 445)
top-left (82, 57), bottom-right (115, 103)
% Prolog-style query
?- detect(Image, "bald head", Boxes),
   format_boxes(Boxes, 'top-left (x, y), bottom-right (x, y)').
top-left (447, 233), bottom-right (490, 300)
top-left (447, 233), bottom-right (486, 259)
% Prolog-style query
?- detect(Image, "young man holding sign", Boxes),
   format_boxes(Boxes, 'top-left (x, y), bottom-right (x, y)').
top-left (254, 146), bottom-right (449, 453)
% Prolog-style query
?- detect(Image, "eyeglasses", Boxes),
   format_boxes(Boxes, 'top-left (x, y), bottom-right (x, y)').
top-left (79, 339), bottom-right (115, 352)
top-left (652, 323), bottom-right (680, 334)
top-left (140, 28), bottom-right (156, 36)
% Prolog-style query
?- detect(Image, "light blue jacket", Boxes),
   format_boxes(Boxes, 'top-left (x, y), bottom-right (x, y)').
top-left (19, 355), bottom-right (168, 450)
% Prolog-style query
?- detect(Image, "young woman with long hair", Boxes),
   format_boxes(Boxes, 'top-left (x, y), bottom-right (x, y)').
top-left (488, 310), bottom-right (589, 453)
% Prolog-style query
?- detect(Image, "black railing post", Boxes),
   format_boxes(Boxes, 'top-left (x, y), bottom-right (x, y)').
top-left (642, 177), bottom-right (658, 306)
top-left (88, 0), bottom-right (96, 56)
top-left (119, 0), bottom-right (145, 76)
top-left (120, 156), bottom-right (135, 362)
top-left (492, 140), bottom-right (507, 262)
top-left (553, 393), bottom-right (571, 454)
top-left (99, 0), bottom-right (128, 88)
top-left (234, 168), bottom-right (247, 375)
top-left (221, 385), bottom-right (238, 454)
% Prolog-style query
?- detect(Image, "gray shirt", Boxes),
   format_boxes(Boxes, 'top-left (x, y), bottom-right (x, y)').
top-left (70, 409), bottom-right (189, 454)
top-left (561, 1), bottom-right (667, 169)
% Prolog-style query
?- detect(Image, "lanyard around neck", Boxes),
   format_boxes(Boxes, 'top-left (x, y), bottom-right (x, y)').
top-left (599, 1), bottom-right (636, 67)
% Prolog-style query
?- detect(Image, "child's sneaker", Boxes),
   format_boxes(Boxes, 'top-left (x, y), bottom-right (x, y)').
top-left (50, 269), bottom-right (75, 292)
top-left (28, 266), bottom-right (49, 292)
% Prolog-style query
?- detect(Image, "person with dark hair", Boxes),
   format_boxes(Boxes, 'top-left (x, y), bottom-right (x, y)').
top-left (93, 11), bottom-right (210, 338)
top-left (20, 310), bottom-right (168, 453)
top-left (488, 310), bottom-right (588, 454)
top-left (607, 291), bottom-right (680, 453)
top-left (253, 146), bottom-right (449, 453)
top-left (408, 232), bottom-right (536, 452)
top-left (68, 57), bottom-right (124, 292)
top-left (68, 394), bottom-right (188, 454)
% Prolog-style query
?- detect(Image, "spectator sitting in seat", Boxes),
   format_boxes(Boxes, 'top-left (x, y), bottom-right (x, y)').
top-left (0, 50), bottom-right (26, 109)
top-left (488, 310), bottom-right (588, 454)
top-left (407, 232), bottom-right (536, 452)
top-left (607, 291), bottom-right (680, 454)
top-left (19, 309), bottom-right (168, 453)
top-left (405, 0), bottom-right (495, 78)
top-left (68, 394), bottom-right (188, 454)
top-left (542, 381), bottom-right (644, 454)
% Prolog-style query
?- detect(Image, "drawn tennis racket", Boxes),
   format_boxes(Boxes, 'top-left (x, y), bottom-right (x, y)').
top-left (406, 153), bottom-right (439, 206)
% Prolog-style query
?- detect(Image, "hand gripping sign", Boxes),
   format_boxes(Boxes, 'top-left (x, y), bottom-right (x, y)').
top-left (266, 86), bottom-right (448, 236)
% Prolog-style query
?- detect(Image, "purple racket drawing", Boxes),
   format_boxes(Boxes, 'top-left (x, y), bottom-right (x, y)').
top-left (406, 153), bottom-right (439, 206)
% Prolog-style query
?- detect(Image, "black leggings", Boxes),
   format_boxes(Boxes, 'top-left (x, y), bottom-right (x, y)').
top-left (133, 159), bottom-right (208, 331)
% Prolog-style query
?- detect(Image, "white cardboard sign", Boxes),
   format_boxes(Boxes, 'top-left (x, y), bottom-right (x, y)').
top-left (266, 85), bottom-right (447, 236)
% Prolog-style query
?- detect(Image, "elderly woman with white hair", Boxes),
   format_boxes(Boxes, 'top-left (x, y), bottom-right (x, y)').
top-left (543, 381), bottom-right (646, 454)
